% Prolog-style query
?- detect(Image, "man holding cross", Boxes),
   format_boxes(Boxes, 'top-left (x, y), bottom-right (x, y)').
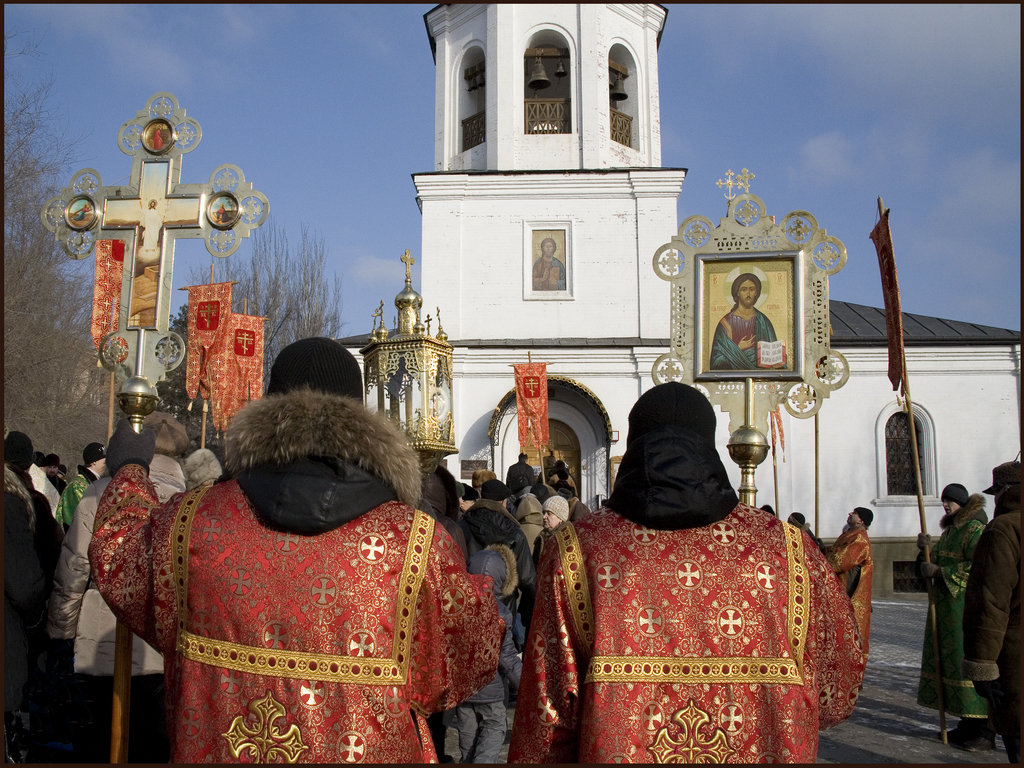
top-left (89, 337), bottom-right (503, 762)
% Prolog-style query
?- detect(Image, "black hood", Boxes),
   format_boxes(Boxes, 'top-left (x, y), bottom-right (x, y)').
top-left (238, 456), bottom-right (397, 535)
top-left (607, 424), bottom-right (738, 530)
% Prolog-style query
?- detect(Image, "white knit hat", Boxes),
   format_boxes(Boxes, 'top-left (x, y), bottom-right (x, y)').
top-left (543, 495), bottom-right (570, 523)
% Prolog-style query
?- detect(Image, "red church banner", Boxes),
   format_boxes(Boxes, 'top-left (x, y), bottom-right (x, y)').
top-left (183, 282), bottom-right (233, 400)
top-left (91, 240), bottom-right (124, 348)
top-left (210, 313), bottom-right (265, 432)
top-left (869, 206), bottom-right (906, 395)
top-left (514, 362), bottom-right (549, 451)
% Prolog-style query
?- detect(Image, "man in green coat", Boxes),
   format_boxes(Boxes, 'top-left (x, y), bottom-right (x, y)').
top-left (917, 483), bottom-right (993, 751)
top-left (54, 442), bottom-right (105, 530)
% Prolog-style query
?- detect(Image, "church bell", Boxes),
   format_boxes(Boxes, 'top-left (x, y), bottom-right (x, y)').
top-left (528, 56), bottom-right (551, 91)
top-left (610, 72), bottom-right (627, 102)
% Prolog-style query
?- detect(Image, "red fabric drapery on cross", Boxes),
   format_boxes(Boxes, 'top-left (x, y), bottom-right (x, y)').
top-left (183, 282), bottom-right (234, 400)
top-left (514, 362), bottom-right (549, 451)
top-left (91, 240), bottom-right (124, 348)
top-left (870, 208), bottom-right (905, 395)
top-left (769, 406), bottom-right (785, 462)
top-left (210, 313), bottom-right (265, 433)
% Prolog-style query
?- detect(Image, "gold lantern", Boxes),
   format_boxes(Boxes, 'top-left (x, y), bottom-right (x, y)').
top-left (361, 250), bottom-right (455, 475)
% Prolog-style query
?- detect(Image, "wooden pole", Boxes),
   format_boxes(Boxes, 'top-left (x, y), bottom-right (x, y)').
top-left (814, 413), bottom-right (820, 536)
top-left (878, 196), bottom-right (947, 742)
top-left (109, 624), bottom-right (132, 761)
top-left (771, 427), bottom-right (780, 515)
top-left (107, 372), bottom-right (116, 437)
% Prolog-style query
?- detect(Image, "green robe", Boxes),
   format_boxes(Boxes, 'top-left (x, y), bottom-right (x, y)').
top-left (917, 497), bottom-right (989, 719)
top-left (709, 308), bottom-right (777, 370)
top-left (54, 472), bottom-right (91, 528)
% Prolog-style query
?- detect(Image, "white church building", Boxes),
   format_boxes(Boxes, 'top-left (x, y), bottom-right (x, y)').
top-left (345, 3), bottom-right (1021, 597)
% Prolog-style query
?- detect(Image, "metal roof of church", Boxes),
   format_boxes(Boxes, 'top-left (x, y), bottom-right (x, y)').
top-left (338, 301), bottom-right (1019, 348)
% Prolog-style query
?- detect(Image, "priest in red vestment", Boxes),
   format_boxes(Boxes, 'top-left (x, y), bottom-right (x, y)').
top-left (508, 382), bottom-right (865, 763)
top-left (90, 338), bottom-right (502, 763)
top-left (825, 506), bottom-right (874, 656)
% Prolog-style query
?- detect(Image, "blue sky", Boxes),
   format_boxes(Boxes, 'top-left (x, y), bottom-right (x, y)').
top-left (5, 4), bottom-right (1020, 334)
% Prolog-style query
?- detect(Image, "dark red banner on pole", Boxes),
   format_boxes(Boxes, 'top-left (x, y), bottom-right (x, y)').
top-left (514, 362), bottom-right (549, 450)
top-left (870, 205), bottom-right (906, 395)
top-left (91, 240), bottom-right (124, 349)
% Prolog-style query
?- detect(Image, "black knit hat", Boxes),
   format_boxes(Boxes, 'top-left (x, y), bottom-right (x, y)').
top-left (480, 479), bottom-right (512, 501)
top-left (854, 506), bottom-right (873, 527)
top-left (266, 337), bottom-right (363, 399)
top-left (4, 431), bottom-right (34, 470)
top-left (83, 442), bottom-right (106, 465)
top-left (627, 382), bottom-right (716, 447)
top-left (940, 483), bottom-right (970, 506)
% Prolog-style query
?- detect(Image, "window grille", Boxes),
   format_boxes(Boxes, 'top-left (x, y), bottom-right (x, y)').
top-left (610, 108), bottom-right (632, 147)
top-left (885, 411), bottom-right (925, 495)
top-left (462, 111), bottom-right (485, 151)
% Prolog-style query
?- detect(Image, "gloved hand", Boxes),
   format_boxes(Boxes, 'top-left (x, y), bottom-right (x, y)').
top-left (973, 679), bottom-right (1005, 709)
top-left (105, 418), bottom-right (155, 476)
top-left (919, 561), bottom-right (941, 580)
top-left (916, 532), bottom-right (932, 549)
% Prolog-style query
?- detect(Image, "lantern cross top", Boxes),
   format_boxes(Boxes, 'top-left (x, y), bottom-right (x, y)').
top-left (716, 168), bottom-right (755, 201)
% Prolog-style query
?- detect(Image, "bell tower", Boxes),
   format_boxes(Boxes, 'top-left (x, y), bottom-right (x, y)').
top-left (424, 4), bottom-right (667, 172)
top-left (413, 4), bottom-right (685, 504)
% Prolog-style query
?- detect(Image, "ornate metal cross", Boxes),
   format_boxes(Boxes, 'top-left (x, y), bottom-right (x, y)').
top-left (42, 92), bottom-right (269, 385)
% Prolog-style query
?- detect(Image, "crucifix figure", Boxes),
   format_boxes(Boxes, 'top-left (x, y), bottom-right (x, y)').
top-left (104, 160), bottom-right (204, 327)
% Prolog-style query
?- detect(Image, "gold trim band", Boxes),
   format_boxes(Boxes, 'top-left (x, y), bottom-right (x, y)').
top-left (587, 655), bottom-right (801, 684)
top-left (179, 630), bottom-right (405, 683)
top-left (555, 523), bottom-right (595, 651)
top-left (173, 494), bottom-right (434, 685)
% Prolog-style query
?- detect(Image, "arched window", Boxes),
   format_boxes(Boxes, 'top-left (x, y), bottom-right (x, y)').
top-left (884, 411), bottom-right (926, 495)
top-left (608, 44), bottom-right (637, 148)
top-left (524, 32), bottom-right (571, 135)
top-left (461, 47), bottom-right (486, 152)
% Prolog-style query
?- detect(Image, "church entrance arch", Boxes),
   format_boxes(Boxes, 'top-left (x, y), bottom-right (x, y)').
top-left (524, 420), bottom-right (580, 487)
top-left (488, 376), bottom-right (612, 508)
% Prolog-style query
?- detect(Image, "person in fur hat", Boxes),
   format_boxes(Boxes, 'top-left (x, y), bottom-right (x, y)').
top-left (88, 337), bottom-right (503, 763)
top-left (509, 382), bottom-right (864, 764)
top-left (182, 448), bottom-right (223, 490)
top-left (962, 460), bottom-right (1021, 762)
top-left (916, 483), bottom-right (994, 751)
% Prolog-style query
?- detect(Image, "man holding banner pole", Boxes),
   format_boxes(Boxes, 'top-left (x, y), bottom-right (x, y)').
top-left (870, 198), bottom-right (949, 742)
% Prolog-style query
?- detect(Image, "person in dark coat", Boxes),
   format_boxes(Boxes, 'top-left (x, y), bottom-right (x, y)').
top-left (4, 463), bottom-right (47, 762)
top-left (505, 453), bottom-right (536, 495)
top-left (962, 460), bottom-right (1021, 763)
top-left (459, 479), bottom-right (536, 642)
top-left (420, 464), bottom-right (469, 564)
top-left (454, 545), bottom-right (522, 762)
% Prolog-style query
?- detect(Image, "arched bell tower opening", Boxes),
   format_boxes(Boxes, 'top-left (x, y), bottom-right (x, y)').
top-left (523, 30), bottom-right (572, 136)
top-left (608, 43), bottom-right (638, 149)
top-left (460, 45), bottom-right (486, 152)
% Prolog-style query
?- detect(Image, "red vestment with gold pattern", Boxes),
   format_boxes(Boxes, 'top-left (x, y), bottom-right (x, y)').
top-left (826, 527), bottom-right (873, 656)
top-left (90, 388), bottom-right (503, 764)
top-left (508, 504), bottom-right (866, 763)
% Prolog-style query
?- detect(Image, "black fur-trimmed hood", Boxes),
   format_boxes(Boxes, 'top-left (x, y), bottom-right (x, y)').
top-left (224, 389), bottom-right (422, 534)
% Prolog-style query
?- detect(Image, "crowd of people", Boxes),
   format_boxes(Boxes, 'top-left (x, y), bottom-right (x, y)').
top-left (4, 336), bottom-right (1020, 763)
